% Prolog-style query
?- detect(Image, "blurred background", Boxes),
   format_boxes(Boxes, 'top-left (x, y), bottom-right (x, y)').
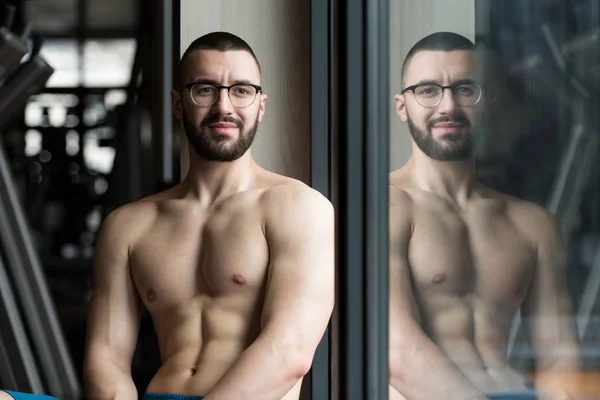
top-left (0, 0), bottom-right (180, 398)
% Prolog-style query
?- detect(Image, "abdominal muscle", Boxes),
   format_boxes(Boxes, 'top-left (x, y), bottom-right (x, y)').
top-left (421, 294), bottom-right (530, 395)
top-left (145, 295), bottom-right (262, 396)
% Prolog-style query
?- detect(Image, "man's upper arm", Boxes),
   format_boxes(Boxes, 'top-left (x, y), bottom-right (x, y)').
top-left (84, 207), bottom-right (142, 372)
top-left (260, 185), bottom-right (334, 368)
top-left (520, 206), bottom-right (580, 370)
top-left (389, 189), bottom-right (421, 358)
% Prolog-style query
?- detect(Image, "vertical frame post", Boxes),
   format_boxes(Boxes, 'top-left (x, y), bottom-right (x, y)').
top-left (335, 0), bottom-right (389, 398)
top-left (310, 0), bottom-right (334, 398)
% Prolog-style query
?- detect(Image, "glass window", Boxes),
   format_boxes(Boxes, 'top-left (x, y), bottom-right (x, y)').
top-left (38, 40), bottom-right (81, 87)
top-left (389, 1), bottom-right (600, 398)
top-left (82, 39), bottom-right (136, 87)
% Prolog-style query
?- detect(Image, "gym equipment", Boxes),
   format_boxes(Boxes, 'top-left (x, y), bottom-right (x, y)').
top-left (0, 1), bottom-right (81, 398)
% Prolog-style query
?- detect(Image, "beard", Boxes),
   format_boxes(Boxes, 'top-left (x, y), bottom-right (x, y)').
top-left (407, 111), bottom-right (474, 161)
top-left (182, 108), bottom-right (259, 162)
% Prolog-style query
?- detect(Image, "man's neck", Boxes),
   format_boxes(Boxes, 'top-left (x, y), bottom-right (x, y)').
top-left (407, 143), bottom-right (477, 204)
top-left (183, 149), bottom-right (257, 207)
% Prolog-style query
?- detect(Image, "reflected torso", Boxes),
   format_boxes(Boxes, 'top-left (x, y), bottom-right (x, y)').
top-left (127, 173), bottom-right (302, 399)
top-left (390, 173), bottom-right (538, 396)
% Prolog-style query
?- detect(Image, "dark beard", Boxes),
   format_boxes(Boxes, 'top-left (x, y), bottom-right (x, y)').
top-left (407, 112), bottom-right (473, 161)
top-left (182, 109), bottom-right (259, 162)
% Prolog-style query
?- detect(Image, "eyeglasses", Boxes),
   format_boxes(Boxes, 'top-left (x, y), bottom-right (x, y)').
top-left (400, 82), bottom-right (482, 107)
top-left (179, 81), bottom-right (262, 108)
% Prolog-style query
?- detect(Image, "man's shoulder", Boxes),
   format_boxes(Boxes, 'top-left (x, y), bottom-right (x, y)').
top-left (489, 189), bottom-right (555, 226)
top-left (256, 176), bottom-right (332, 225)
top-left (259, 171), bottom-right (329, 204)
top-left (389, 168), bottom-right (421, 209)
top-left (389, 183), bottom-right (415, 205)
top-left (100, 186), bottom-right (182, 238)
top-left (484, 187), bottom-right (559, 244)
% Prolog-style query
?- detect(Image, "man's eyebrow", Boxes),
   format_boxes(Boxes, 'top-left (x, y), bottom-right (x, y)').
top-left (409, 79), bottom-right (441, 86)
top-left (186, 78), bottom-right (258, 86)
top-left (231, 79), bottom-right (258, 85)
top-left (408, 78), bottom-right (478, 87)
top-left (452, 78), bottom-right (478, 85)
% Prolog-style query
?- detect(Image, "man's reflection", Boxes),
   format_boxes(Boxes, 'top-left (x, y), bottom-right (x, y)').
top-left (388, 32), bottom-right (581, 400)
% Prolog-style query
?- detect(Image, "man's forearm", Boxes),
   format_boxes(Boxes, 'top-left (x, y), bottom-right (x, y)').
top-left (203, 335), bottom-right (307, 400)
top-left (390, 330), bottom-right (487, 400)
top-left (84, 361), bottom-right (138, 400)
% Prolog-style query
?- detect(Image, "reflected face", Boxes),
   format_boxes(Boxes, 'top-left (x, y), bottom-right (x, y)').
top-left (172, 49), bottom-right (267, 162)
top-left (396, 50), bottom-right (482, 161)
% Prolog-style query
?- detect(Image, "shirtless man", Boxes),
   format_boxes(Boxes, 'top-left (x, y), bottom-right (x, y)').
top-left (83, 31), bottom-right (334, 400)
top-left (388, 32), bottom-right (582, 400)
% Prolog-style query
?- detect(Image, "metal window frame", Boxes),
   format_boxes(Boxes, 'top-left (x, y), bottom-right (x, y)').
top-left (308, 0), bottom-right (334, 398)
top-left (335, 0), bottom-right (390, 399)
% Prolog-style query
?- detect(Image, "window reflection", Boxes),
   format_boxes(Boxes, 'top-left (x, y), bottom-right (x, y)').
top-left (389, 0), bottom-right (600, 398)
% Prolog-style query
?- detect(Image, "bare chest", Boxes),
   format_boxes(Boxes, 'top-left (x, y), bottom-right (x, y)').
top-left (407, 201), bottom-right (536, 309)
top-left (129, 202), bottom-right (270, 311)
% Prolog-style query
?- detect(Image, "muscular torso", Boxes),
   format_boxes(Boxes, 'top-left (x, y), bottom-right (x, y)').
top-left (125, 174), bottom-right (303, 399)
top-left (390, 176), bottom-right (538, 395)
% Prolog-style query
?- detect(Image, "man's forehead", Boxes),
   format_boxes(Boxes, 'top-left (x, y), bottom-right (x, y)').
top-left (182, 49), bottom-right (261, 83)
top-left (405, 50), bottom-right (480, 84)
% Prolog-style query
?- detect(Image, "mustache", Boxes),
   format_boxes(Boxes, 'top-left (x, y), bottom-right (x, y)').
top-left (201, 115), bottom-right (243, 129)
top-left (427, 115), bottom-right (470, 129)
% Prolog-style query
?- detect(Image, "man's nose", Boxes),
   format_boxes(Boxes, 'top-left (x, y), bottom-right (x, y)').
top-left (211, 88), bottom-right (234, 114)
top-left (437, 87), bottom-right (458, 114)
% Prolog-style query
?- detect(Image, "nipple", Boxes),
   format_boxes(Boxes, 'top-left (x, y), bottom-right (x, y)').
top-left (431, 273), bottom-right (446, 284)
top-left (147, 289), bottom-right (157, 302)
top-left (232, 273), bottom-right (247, 285)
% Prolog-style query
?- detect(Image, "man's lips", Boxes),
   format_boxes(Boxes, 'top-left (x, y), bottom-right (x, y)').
top-left (433, 122), bottom-right (464, 128)
top-left (208, 122), bottom-right (238, 128)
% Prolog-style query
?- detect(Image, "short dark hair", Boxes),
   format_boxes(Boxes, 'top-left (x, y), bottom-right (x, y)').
top-left (401, 32), bottom-right (475, 87)
top-left (178, 31), bottom-right (261, 88)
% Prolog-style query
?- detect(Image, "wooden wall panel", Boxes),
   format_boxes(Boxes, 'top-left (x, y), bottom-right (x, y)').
top-left (180, 0), bottom-right (310, 183)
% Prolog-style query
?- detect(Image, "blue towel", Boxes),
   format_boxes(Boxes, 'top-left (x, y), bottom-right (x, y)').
top-left (143, 393), bottom-right (204, 400)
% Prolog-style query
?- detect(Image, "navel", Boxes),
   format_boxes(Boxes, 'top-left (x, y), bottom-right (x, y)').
top-left (431, 273), bottom-right (446, 284)
top-left (190, 367), bottom-right (197, 377)
top-left (232, 273), bottom-right (247, 285)
top-left (147, 289), bottom-right (157, 302)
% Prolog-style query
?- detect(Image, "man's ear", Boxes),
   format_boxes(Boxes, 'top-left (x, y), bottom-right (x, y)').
top-left (394, 93), bottom-right (408, 122)
top-left (171, 89), bottom-right (183, 121)
top-left (257, 93), bottom-right (267, 122)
